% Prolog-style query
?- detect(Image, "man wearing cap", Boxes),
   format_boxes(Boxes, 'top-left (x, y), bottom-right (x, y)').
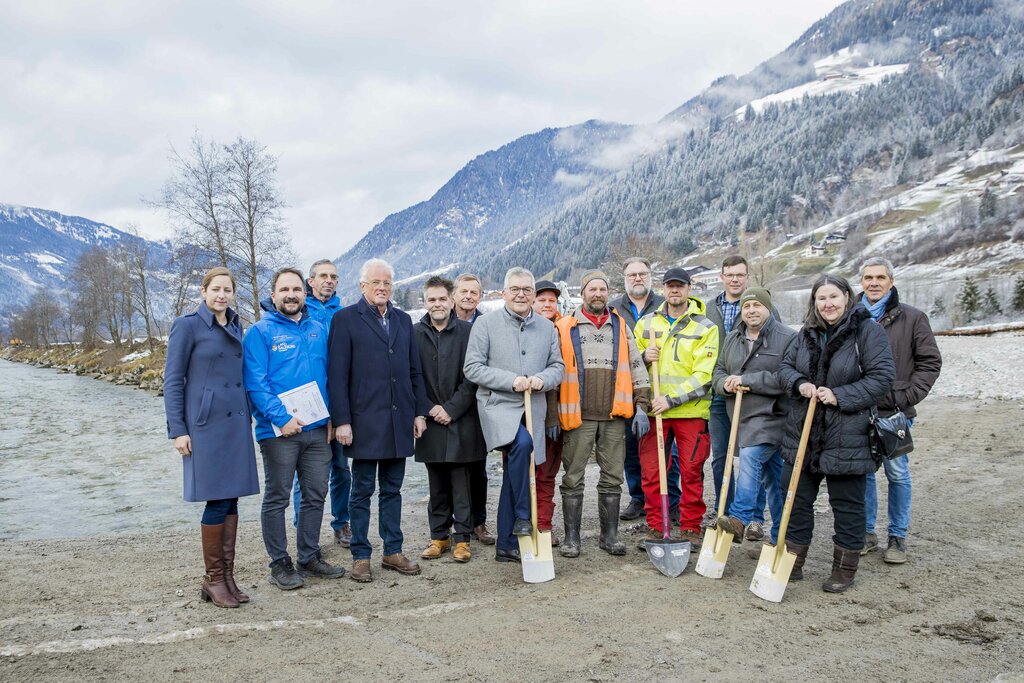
top-left (611, 257), bottom-right (681, 523)
top-left (711, 287), bottom-right (795, 551)
top-left (634, 267), bottom-right (719, 548)
top-left (704, 255), bottom-right (780, 540)
top-left (555, 271), bottom-right (651, 558)
top-left (532, 280), bottom-right (565, 545)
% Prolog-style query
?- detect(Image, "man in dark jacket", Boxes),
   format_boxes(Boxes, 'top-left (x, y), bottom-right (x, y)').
top-left (414, 276), bottom-right (486, 564)
top-left (611, 256), bottom-right (679, 521)
top-left (328, 258), bottom-right (432, 583)
top-left (711, 288), bottom-right (795, 548)
top-left (858, 257), bottom-right (942, 564)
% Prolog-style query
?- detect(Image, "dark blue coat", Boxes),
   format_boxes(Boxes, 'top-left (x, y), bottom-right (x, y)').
top-left (327, 297), bottom-right (431, 460)
top-left (164, 302), bottom-right (259, 502)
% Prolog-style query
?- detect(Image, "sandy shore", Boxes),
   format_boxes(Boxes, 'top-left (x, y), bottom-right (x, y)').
top-left (2, 391), bottom-right (1023, 682)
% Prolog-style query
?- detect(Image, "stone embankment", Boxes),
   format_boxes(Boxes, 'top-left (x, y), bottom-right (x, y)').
top-left (0, 343), bottom-right (165, 393)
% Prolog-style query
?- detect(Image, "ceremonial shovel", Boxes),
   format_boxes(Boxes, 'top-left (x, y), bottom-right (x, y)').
top-left (695, 386), bottom-right (747, 579)
top-left (518, 389), bottom-right (555, 584)
top-left (644, 324), bottom-right (691, 578)
top-left (749, 396), bottom-right (817, 602)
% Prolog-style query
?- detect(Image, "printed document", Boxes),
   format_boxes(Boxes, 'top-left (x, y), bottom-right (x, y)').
top-left (273, 381), bottom-right (329, 436)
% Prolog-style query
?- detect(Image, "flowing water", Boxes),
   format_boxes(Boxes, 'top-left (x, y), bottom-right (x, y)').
top-left (0, 359), bottom-right (431, 540)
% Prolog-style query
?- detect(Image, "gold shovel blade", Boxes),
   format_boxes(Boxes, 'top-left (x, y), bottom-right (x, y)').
top-left (749, 542), bottom-right (797, 603)
top-left (519, 530), bottom-right (555, 584)
top-left (694, 526), bottom-right (734, 579)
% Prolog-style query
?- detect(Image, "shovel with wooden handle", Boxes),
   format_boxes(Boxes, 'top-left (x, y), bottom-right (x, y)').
top-left (644, 322), bottom-right (691, 577)
top-left (695, 386), bottom-right (748, 579)
top-left (749, 395), bottom-right (817, 602)
top-left (518, 389), bottom-right (555, 583)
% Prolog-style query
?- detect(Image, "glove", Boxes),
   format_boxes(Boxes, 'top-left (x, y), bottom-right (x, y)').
top-left (631, 411), bottom-right (650, 441)
top-left (546, 425), bottom-right (561, 441)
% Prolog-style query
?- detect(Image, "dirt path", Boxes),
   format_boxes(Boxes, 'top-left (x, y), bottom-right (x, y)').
top-left (2, 395), bottom-right (1023, 682)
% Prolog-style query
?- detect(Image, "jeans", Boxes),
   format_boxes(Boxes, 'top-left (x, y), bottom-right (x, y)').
top-left (258, 428), bottom-right (331, 565)
top-left (349, 458), bottom-right (407, 560)
top-left (201, 498), bottom-right (238, 525)
top-left (496, 425), bottom-right (532, 551)
top-left (292, 441), bottom-right (351, 529)
top-left (865, 430), bottom-right (913, 539)
top-left (709, 395), bottom-right (766, 522)
top-left (782, 460), bottom-right (866, 551)
top-left (625, 426), bottom-right (681, 509)
top-left (726, 444), bottom-right (784, 543)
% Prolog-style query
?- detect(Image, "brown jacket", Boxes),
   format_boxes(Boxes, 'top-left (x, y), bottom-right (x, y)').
top-left (857, 288), bottom-right (942, 419)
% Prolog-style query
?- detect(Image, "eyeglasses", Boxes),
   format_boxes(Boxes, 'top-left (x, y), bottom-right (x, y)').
top-left (362, 280), bottom-right (392, 288)
top-left (507, 286), bottom-right (534, 295)
top-left (624, 271), bottom-right (651, 280)
top-left (722, 273), bottom-right (748, 280)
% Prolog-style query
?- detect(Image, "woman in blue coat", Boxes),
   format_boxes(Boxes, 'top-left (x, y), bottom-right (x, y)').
top-left (164, 267), bottom-right (260, 608)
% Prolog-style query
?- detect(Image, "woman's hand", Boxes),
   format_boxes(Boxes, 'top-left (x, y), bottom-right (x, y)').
top-left (798, 382), bottom-right (817, 399)
top-left (174, 435), bottom-right (192, 457)
top-left (816, 386), bottom-right (838, 406)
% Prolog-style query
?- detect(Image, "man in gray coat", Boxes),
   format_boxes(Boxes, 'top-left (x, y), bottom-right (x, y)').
top-left (711, 287), bottom-right (795, 550)
top-left (464, 267), bottom-right (565, 562)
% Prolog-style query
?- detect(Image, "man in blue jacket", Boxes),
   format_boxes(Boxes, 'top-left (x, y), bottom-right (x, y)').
top-left (244, 267), bottom-right (347, 590)
top-left (328, 258), bottom-right (432, 583)
top-left (289, 259), bottom-right (353, 548)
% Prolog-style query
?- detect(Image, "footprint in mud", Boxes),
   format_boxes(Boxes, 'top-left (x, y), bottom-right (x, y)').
top-left (932, 610), bottom-right (1001, 645)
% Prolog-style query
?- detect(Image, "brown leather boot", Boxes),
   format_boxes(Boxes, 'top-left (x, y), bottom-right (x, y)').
top-left (823, 544), bottom-right (860, 593)
top-left (222, 514), bottom-right (249, 603)
top-left (382, 553), bottom-right (422, 576)
top-left (350, 559), bottom-right (372, 583)
top-left (201, 524), bottom-right (239, 608)
top-left (786, 541), bottom-right (810, 581)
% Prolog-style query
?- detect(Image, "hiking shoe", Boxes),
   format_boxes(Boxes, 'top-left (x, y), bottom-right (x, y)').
top-left (680, 529), bottom-right (702, 549)
top-left (669, 507), bottom-right (681, 527)
top-left (745, 521), bottom-right (766, 542)
top-left (268, 557), bottom-right (304, 590)
top-left (298, 555), bottom-right (347, 579)
top-left (638, 529), bottom-right (662, 551)
top-left (701, 511), bottom-right (717, 530)
top-left (716, 515), bottom-right (746, 540)
top-left (860, 532), bottom-right (879, 556)
top-left (334, 523), bottom-right (352, 548)
top-left (350, 559), bottom-right (372, 583)
top-left (883, 536), bottom-right (907, 564)
top-left (420, 539), bottom-right (451, 560)
top-left (620, 499), bottom-right (645, 521)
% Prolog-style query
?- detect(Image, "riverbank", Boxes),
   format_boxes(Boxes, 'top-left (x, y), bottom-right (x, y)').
top-left (0, 342), bottom-right (166, 392)
top-left (2, 394), bottom-right (1023, 681)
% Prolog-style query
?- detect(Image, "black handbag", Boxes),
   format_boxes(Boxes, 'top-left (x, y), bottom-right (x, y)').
top-left (869, 401), bottom-right (914, 460)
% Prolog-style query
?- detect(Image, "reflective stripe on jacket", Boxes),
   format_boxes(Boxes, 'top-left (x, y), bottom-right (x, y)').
top-left (555, 310), bottom-right (635, 429)
top-left (634, 297), bottom-right (718, 420)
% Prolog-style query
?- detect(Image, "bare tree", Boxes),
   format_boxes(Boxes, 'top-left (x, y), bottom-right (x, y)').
top-left (121, 225), bottom-right (158, 350)
top-left (740, 226), bottom-right (785, 288)
top-left (70, 247), bottom-right (131, 349)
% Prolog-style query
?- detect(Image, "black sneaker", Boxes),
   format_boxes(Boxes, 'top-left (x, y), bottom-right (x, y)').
top-left (512, 518), bottom-right (533, 536)
top-left (298, 555), bottom-right (347, 579)
top-left (269, 557), bottom-right (304, 590)
top-left (619, 500), bottom-right (645, 521)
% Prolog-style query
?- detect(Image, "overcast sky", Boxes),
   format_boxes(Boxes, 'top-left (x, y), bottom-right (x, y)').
top-left (1, 1), bottom-right (845, 267)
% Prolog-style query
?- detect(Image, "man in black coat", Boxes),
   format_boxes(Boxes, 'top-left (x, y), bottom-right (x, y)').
top-left (414, 276), bottom-right (487, 563)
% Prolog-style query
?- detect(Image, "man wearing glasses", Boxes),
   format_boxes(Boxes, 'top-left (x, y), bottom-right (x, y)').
top-left (464, 268), bottom-right (564, 562)
top-left (705, 256), bottom-right (778, 540)
top-left (327, 258), bottom-right (432, 583)
top-left (612, 257), bottom-right (681, 523)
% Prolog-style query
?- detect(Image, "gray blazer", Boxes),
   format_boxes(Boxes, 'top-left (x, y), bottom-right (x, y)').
top-left (711, 317), bottom-right (796, 449)
top-left (463, 306), bottom-right (564, 461)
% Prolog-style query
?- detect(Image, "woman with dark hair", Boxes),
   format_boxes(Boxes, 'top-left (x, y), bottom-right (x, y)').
top-left (164, 267), bottom-right (260, 608)
top-left (777, 274), bottom-right (894, 593)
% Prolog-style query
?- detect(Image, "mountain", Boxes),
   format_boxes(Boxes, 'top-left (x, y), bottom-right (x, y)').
top-left (0, 203), bottom-right (173, 315)
top-left (336, 0), bottom-right (1024, 300)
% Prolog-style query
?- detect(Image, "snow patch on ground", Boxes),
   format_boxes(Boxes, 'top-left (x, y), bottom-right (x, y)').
top-left (930, 332), bottom-right (1024, 401)
top-left (119, 350), bottom-right (152, 362)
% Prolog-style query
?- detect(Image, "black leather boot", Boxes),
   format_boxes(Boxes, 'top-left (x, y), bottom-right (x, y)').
top-left (822, 544), bottom-right (860, 593)
top-left (597, 493), bottom-right (627, 556)
top-left (560, 494), bottom-right (583, 558)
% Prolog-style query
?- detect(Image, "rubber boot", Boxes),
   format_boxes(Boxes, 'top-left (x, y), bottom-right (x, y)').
top-left (201, 524), bottom-right (239, 608)
top-left (822, 544), bottom-right (860, 593)
top-left (597, 493), bottom-right (627, 556)
top-left (560, 494), bottom-right (583, 558)
top-left (222, 514), bottom-right (249, 603)
top-left (786, 541), bottom-right (810, 581)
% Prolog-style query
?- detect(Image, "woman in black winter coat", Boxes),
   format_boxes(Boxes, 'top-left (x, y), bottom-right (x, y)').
top-left (777, 274), bottom-right (894, 593)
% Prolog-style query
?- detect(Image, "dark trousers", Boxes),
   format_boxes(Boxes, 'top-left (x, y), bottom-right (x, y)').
top-left (469, 459), bottom-right (488, 526)
top-left (426, 462), bottom-right (473, 542)
top-left (258, 428), bottom-right (331, 565)
top-left (709, 395), bottom-right (765, 521)
top-left (782, 461), bottom-right (867, 551)
top-left (496, 425), bottom-right (532, 551)
top-left (350, 458), bottom-right (406, 560)
top-left (625, 426), bottom-right (681, 509)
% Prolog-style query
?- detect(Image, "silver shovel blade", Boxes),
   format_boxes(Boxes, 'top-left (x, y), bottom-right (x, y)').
top-left (645, 539), bottom-right (692, 577)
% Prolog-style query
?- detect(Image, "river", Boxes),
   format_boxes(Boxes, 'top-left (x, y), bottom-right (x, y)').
top-left (0, 359), bottom-right (433, 540)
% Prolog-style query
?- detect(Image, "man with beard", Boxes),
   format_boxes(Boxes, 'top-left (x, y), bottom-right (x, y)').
top-left (244, 267), bottom-right (347, 590)
top-left (414, 276), bottom-right (486, 563)
top-left (555, 271), bottom-right (651, 558)
top-left (611, 257), bottom-right (681, 523)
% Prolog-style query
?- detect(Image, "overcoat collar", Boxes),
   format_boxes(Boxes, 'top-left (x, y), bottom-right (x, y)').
top-left (357, 296), bottom-right (396, 344)
top-left (197, 301), bottom-right (242, 342)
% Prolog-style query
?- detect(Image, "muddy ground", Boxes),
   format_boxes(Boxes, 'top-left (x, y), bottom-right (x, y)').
top-left (2, 332), bottom-right (1024, 682)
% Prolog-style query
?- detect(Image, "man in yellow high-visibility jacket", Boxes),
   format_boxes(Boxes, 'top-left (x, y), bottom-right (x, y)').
top-left (634, 267), bottom-right (719, 548)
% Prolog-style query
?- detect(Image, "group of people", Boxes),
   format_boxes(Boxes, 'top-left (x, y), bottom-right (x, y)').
top-left (163, 251), bottom-right (940, 607)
